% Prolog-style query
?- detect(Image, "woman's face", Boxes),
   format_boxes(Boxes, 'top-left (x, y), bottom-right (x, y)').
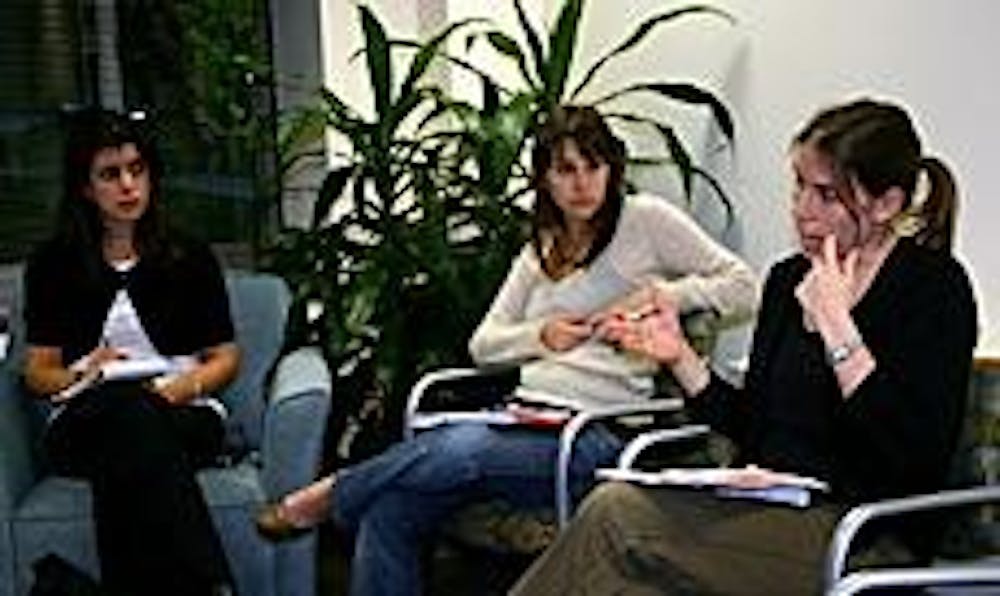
top-left (790, 143), bottom-right (866, 257)
top-left (85, 143), bottom-right (151, 228)
top-left (545, 139), bottom-right (610, 226)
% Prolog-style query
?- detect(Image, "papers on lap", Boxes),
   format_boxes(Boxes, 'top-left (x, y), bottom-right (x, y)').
top-left (409, 402), bottom-right (574, 431)
top-left (596, 465), bottom-right (829, 508)
top-left (54, 357), bottom-right (174, 403)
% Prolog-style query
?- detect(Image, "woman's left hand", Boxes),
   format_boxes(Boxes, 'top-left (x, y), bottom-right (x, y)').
top-left (795, 235), bottom-right (859, 328)
top-left (152, 374), bottom-right (199, 405)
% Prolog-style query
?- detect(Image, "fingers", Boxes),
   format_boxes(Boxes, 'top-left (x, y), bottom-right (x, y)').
top-left (822, 234), bottom-right (838, 266)
top-left (843, 248), bottom-right (859, 282)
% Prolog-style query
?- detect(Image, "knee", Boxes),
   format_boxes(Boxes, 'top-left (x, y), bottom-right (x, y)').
top-left (578, 481), bottom-right (648, 521)
top-left (428, 423), bottom-right (494, 453)
top-left (359, 491), bottom-right (427, 540)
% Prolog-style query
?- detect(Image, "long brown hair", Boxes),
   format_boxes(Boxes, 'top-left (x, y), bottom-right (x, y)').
top-left (530, 105), bottom-right (627, 277)
top-left (794, 99), bottom-right (958, 252)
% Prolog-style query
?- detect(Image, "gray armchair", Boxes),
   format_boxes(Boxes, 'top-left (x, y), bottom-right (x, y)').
top-left (0, 270), bottom-right (332, 596)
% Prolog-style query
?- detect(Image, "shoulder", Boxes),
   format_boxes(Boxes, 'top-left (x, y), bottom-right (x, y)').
top-left (619, 193), bottom-right (691, 226)
top-left (762, 252), bottom-right (810, 298)
top-left (894, 240), bottom-right (975, 309)
top-left (154, 233), bottom-right (222, 273)
top-left (615, 193), bottom-right (704, 245)
top-left (511, 241), bottom-right (541, 271)
top-left (25, 238), bottom-right (79, 280)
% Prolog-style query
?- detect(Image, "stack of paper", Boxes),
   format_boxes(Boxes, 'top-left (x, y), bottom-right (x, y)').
top-left (596, 466), bottom-right (829, 508)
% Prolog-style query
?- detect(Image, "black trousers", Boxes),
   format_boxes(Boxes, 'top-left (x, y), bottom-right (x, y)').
top-left (44, 382), bottom-right (232, 596)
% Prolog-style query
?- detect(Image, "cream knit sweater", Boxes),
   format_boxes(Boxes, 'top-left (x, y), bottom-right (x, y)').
top-left (468, 193), bottom-right (758, 411)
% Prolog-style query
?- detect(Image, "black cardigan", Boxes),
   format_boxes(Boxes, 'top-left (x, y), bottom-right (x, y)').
top-left (24, 237), bottom-right (234, 366)
top-left (690, 239), bottom-right (978, 504)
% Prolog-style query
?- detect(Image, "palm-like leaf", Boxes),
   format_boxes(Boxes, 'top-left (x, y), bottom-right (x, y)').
top-left (595, 82), bottom-right (735, 143)
top-left (542, 0), bottom-right (583, 109)
top-left (570, 6), bottom-right (734, 99)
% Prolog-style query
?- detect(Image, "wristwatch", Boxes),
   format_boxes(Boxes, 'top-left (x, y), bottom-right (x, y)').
top-left (826, 335), bottom-right (863, 367)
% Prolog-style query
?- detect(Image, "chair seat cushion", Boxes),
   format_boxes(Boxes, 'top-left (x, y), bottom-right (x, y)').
top-left (444, 500), bottom-right (557, 555)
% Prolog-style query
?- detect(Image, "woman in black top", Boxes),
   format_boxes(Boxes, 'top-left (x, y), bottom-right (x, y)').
top-left (511, 98), bottom-right (978, 595)
top-left (23, 109), bottom-right (239, 596)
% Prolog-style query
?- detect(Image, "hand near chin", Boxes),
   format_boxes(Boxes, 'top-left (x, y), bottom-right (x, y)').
top-left (795, 235), bottom-right (858, 327)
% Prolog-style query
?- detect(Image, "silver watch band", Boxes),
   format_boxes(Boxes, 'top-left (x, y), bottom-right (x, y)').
top-left (826, 335), bottom-right (863, 367)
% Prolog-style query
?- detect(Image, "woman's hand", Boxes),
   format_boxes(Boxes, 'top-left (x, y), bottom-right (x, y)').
top-left (588, 284), bottom-right (657, 330)
top-left (79, 344), bottom-right (127, 375)
top-left (540, 313), bottom-right (593, 352)
top-left (597, 291), bottom-right (685, 364)
top-left (795, 235), bottom-right (858, 329)
top-left (152, 342), bottom-right (240, 406)
top-left (153, 373), bottom-right (200, 405)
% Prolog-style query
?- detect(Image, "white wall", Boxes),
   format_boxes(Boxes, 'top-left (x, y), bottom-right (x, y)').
top-left (318, 0), bottom-right (1000, 356)
top-left (581, 0), bottom-right (1000, 357)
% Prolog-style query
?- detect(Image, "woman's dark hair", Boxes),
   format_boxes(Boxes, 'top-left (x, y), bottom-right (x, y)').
top-left (530, 105), bottom-right (627, 277)
top-left (794, 98), bottom-right (957, 251)
top-left (57, 107), bottom-right (169, 271)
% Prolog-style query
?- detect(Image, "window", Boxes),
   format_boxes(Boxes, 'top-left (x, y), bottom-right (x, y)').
top-left (0, 0), bottom-right (279, 266)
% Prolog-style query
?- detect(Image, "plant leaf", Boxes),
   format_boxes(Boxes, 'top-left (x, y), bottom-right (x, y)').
top-left (692, 165), bottom-right (734, 225)
top-left (399, 18), bottom-right (487, 102)
top-left (485, 31), bottom-right (536, 87)
top-left (514, 0), bottom-right (545, 83)
top-left (571, 6), bottom-right (734, 99)
top-left (544, 0), bottom-right (583, 108)
top-left (596, 82), bottom-right (734, 143)
top-left (386, 40), bottom-right (513, 95)
top-left (604, 112), bottom-right (693, 200)
top-left (312, 165), bottom-right (355, 229)
top-left (657, 124), bottom-right (694, 200)
top-left (320, 87), bottom-right (360, 131)
top-left (360, 5), bottom-right (392, 119)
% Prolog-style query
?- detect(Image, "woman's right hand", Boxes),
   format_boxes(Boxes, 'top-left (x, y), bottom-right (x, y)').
top-left (540, 314), bottom-right (593, 352)
top-left (78, 344), bottom-right (127, 377)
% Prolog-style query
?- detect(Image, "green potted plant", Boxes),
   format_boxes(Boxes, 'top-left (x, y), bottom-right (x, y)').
top-left (265, 0), bottom-right (737, 454)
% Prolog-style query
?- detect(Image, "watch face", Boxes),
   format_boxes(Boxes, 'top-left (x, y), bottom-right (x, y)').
top-left (827, 337), bottom-right (862, 366)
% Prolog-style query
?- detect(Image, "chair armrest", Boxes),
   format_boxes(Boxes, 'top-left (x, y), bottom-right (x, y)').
top-left (830, 565), bottom-right (1000, 596)
top-left (555, 399), bottom-right (685, 528)
top-left (614, 425), bottom-right (712, 469)
top-left (404, 367), bottom-right (517, 440)
top-left (261, 347), bottom-right (333, 498)
top-left (825, 485), bottom-right (1000, 589)
top-left (0, 366), bottom-right (41, 513)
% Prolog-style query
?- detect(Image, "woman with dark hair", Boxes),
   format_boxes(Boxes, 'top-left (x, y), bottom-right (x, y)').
top-left (510, 98), bottom-right (978, 596)
top-left (256, 105), bottom-right (757, 595)
top-left (22, 108), bottom-right (239, 596)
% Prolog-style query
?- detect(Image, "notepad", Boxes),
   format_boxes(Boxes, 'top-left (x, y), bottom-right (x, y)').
top-left (596, 466), bottom-right (829, 508)
top-left (54, 357), bottom-right (175, 403)
top-left (409, 403), bottom-right (573, 431)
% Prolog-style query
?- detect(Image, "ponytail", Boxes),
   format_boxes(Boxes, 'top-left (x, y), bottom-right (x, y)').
top-left (914, 157), bottom-right (958, 252)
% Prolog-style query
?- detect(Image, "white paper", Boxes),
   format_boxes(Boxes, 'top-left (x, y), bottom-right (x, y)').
top-left (595, 466), bottom-right (829, 492)
top-left (409, 410), bottom-right (520, 429)
top-left (52, 357), bottom-right (176, 403)
top-left (100, 357), bottom-right (174, 381)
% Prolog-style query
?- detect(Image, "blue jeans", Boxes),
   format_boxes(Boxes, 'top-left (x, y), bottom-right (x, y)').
top-left (332, 422), bottom-right (623, 596)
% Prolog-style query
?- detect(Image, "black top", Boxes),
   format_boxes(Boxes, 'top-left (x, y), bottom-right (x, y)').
top-left (24, 236), bottom-right (234, 366)
top-left (690, 238), bottom-right (978, 503)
